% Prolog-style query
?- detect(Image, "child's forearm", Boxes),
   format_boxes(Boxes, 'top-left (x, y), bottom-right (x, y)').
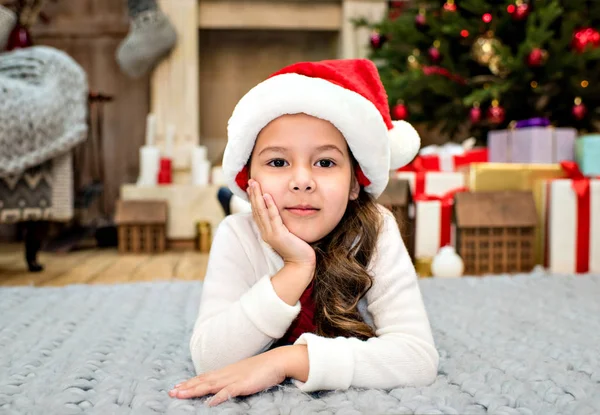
top-left (270, 262), bottom-right (314, 306)
top-left (273, 344), bottom-right (309, 382)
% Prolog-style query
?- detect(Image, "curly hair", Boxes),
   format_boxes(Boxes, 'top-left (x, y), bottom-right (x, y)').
top-left (310, 163), bottom-right (384, 340)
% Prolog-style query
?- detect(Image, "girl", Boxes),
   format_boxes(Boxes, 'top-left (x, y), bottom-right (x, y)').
top-left (169, 59), bottom-right (439, 406)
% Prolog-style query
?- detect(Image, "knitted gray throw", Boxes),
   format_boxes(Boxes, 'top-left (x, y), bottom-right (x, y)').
top-left (1, 273), bottom-right (599, 414)
top-left (0, 46), bottom-right (88, 177)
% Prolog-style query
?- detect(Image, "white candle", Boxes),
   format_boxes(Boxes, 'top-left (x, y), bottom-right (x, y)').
top-left (145, 113), bottom-right (156, 147)
top-left (165, 124), bottom-right (176, 158)
top-left (137, 146), bottom-right (160, 186)
top-left (192, 160), bottom-right (211, 186)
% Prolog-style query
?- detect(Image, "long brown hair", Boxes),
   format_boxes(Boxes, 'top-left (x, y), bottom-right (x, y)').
top-left (310, 162), bottom-right (383, 341)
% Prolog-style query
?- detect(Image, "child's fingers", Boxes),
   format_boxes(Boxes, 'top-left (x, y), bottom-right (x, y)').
top-left (207, 384), bottom-right (239, 407)
top-left (263, 194), bottom-right (284, 229)
top-left (249, 181), bottom-right (272, 234)
top-left (172, 377), bottom-right (223, 399)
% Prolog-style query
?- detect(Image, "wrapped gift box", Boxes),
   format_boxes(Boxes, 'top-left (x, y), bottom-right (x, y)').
top-left (395, 171), bottom-right (465, 197)
top-left (545, 171), bottom-right (600, 274)
top-left (575, 135), bottom-right (600, 177)
top-left (413, 187), bottom-right (467, 261)
top-left (488, 120), bottom-right (576, 164)
top-left (460, 163), bottom-right (566, 264)
top-left (417, 148), bottom-right (488, 172)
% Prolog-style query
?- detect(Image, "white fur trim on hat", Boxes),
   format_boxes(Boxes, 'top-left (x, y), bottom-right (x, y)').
top-left (223, 73), bottom-right (415, 201)
top-left (389, 120), bottom-right (421, 170)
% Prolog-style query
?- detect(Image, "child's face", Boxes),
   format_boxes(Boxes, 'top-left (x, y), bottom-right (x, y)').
top-left (249, 113), bottom-right (359, 243)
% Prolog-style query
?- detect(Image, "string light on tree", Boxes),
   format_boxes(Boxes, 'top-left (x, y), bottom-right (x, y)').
top-left (443, 0), bottom-right (457, 12)
top-left (407, 54), bottom-right (420, 70)
top-left (572, 97), bottom-right (587, 120)
top-left (487, 99), bottom-right (505, 124)
top-left (482, 13), bottom-right (492, 23)
top-left (581, 80), bottom-right (589, 88)
top-left (508, 0), bottom-right (529, 21)
top-left (392, 102), bottom-right (409, 120)
top-left (460, 29), bottom-right (469, 38)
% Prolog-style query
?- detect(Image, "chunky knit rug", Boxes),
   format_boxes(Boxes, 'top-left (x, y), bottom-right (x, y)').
top-left (1, 273), bottom-right (599, 414)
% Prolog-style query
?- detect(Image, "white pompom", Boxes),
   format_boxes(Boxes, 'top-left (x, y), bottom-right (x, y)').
top-left (431, 246), bottom-right (464, 278)
top-left (388, 120), bottom-right (421, 170)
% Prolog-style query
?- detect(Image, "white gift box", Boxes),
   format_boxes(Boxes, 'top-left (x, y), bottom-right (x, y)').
top-left (393, 172), bottom-right (465, 259)
top-left (395, 171), bottom-right (465, 197)
top-left (546, 179), bottom-right (600, 273)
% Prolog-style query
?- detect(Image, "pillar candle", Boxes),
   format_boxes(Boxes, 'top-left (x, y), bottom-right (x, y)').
top-left (145, 113), bottom-right (156, 147)
top-left (137, 146), bottom-right (160, 186)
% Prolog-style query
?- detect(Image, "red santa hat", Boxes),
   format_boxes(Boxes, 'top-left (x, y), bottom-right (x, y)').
top-left (222, 58), bottom-right (420, 200)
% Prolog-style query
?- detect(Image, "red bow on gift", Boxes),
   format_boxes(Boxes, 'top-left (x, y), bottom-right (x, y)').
top-left (414, 187), bottom-right (468, 248)
top-left (559, 161), bottom-right (596, 273)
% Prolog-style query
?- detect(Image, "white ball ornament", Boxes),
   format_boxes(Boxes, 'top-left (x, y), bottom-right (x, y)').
top-left (431, 246), bottom-right (464, 278)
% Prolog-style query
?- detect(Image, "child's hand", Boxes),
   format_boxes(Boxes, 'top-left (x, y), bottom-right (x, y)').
top-left (169, 349), bottom-right (286, 406)
top-left (248, 179), bottom-right (316, 268)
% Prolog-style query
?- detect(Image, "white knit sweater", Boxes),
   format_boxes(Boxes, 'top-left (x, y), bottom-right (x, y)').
top-left (189, 208), bottom-right (439, 392)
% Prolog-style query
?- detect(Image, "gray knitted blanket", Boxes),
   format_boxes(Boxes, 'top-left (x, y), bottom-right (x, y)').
top-left (1, 273), bottom-right (599, 414)
top-left (0, 46), bottom-right (88, 177)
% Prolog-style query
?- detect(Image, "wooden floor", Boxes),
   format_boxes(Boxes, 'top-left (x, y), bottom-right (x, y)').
top-left (0, 243), bottom-right (208, 287)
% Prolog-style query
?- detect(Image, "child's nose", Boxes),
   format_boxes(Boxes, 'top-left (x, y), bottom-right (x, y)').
top-left (289, 166), bottom-right (315, 192)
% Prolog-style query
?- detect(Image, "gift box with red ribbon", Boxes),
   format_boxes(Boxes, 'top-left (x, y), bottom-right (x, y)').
top-left (417, 148), bottom-right (488, 172)
top-left (395, 159), bottom-right (465, 198)
top-left (545, 161), bottom-right (600, 274)
top-left (413, 187), bottom-right (467, 260)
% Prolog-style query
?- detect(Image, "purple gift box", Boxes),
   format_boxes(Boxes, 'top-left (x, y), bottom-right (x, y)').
top-left (488, 118), bottom-right (577, 164)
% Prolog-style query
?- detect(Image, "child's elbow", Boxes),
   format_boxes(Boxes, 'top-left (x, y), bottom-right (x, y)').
top-left (413, 348), bottom-right (439, 387)
top-left (189, 331), bottom-right (214, 376)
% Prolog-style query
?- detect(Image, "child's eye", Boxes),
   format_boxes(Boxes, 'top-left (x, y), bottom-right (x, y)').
top-left (316, 159), bottom-right (336, 168)
top-left (267, 159), bottom-right (288, 167)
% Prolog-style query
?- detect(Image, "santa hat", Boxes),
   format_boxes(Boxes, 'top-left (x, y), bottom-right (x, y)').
top-left (222, 58), bottom-right (420, 200)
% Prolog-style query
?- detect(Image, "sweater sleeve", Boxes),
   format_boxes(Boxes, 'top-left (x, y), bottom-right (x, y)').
top-left (190, 217), bottom-right (301, 375)
top-left (292, 209), bottom-right (439, 392)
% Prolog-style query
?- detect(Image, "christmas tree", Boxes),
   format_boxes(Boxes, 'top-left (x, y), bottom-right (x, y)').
top-left (359, 0), bottom-right (600, 142)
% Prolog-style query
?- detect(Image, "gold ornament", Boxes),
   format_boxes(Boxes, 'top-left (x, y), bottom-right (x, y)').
top-left (407, 55), bottom-right (420, 69)
top-left (471, 31), bottom-right (501, 66)
top-left (489, 54), bottom-right (510, 77)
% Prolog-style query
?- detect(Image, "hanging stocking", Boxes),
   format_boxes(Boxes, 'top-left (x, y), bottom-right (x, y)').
top-left (116, 0), bottom-right (177, 79)
top-left (0, 5), bottom-right (17, 51)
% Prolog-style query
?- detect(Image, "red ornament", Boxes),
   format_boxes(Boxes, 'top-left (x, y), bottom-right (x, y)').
top-left (460, 29), bottom-right (469, 38)
top-left (388, 2), bottom-right (405, 21)
top-left (572, 97), bottom-right (587, 120)
top-left (443, 0), bottom-right (457, 12)
top-left (415, 13), bottom-right (427, 29)
top-left (392, 103), bottom-right (409, 120)
top-left (572, 27), bottom-right (600, 53)
top-left (526, 48), bottom-right (548, 67)
top-left (487, 100), bottom-right (505, 124)
top-left (511, 2), bottom-right (529, 20)
top-left (6, 25), bottom-right (33, 51)
top-left (469, 105), bottom-right (482, 123)
top-left (369, 31), bottom-right (386, 49)
top-left (428, 46), bottom-right (442, 63)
